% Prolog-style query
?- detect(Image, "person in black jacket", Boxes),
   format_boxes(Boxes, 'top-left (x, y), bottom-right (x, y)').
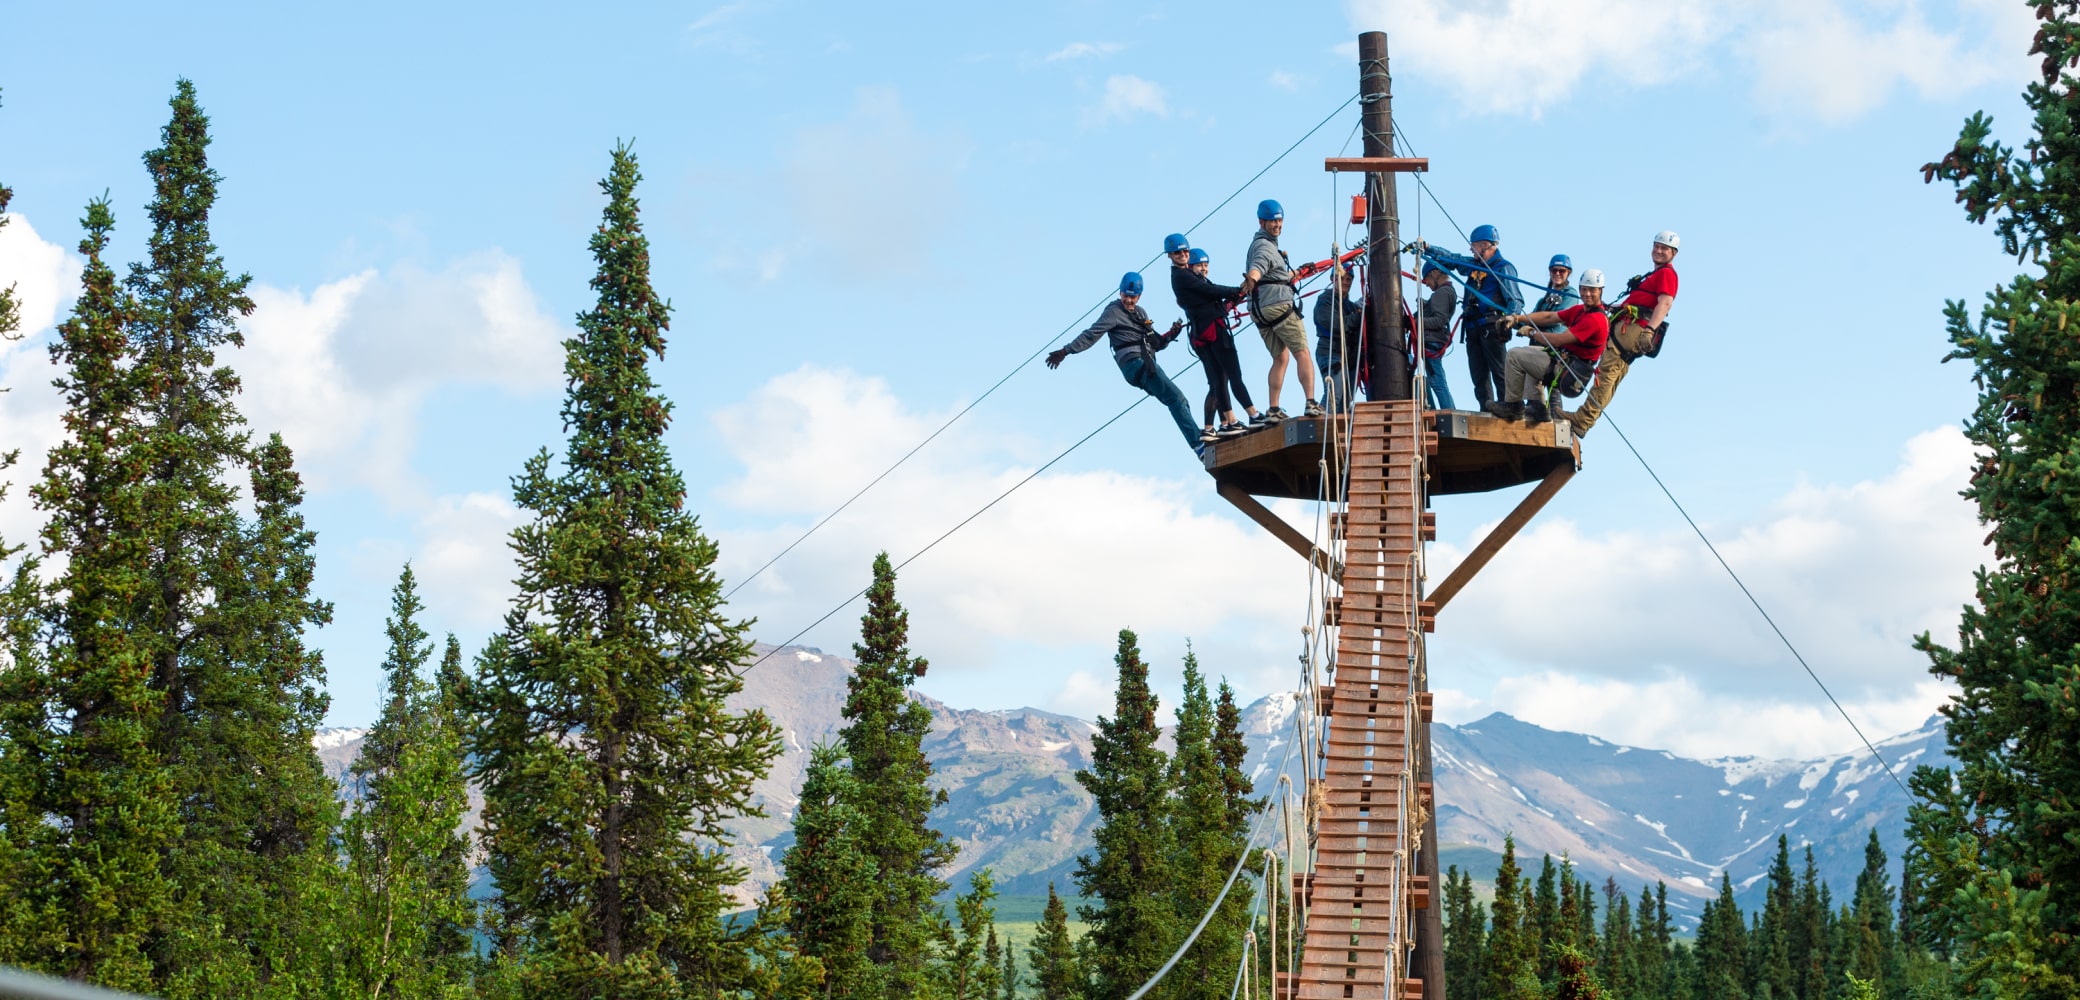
top-left (1171, 245), bottom-right (1261, 438)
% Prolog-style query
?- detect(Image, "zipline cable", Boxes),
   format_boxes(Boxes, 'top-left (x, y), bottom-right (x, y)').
top-left (1603, 414), bottom-right (1913, 797)
top-left (746, 356), bottom-right (1205, 669)
top-left (724, 94), bottom-right (1361, 601)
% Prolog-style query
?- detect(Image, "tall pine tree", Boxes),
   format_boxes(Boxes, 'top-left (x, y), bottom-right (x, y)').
top-left (780, 743), bottom-right (878, 998)
top-left (1911, 3), bottom-right (2080, 991)
top-left (0, 197), bottom-right (171, 991)
top-left (1074, 629), bottom-right (1177, 1000)
top-left (340, 566), bottom-right (473, 998)
top-left (841, 552), bottom-right (956, 996)
top-left (120, 80), bottom-right (337, 993)
top-left (1693, 875), bottom-right (1747, 1000)
top-left (1756, 837), bottom-right (1796, 1000)
top-left (1482, 836), bottom-right (1537, 1000)
top-left (1029, 883), bottom-right (1082, 1000)
top-left (1165, 653), bottom-right (1250, 1000)
top-left (1443, 866), bottom-right (1487, 1000)
top-left (467, 144), bottom-right (780, 999)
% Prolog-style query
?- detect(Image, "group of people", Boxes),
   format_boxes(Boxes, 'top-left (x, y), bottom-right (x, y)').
top-left (1047, 198), bottom-right (1682, 453)
top-left (1419, 225), bottom-right (1681, 436)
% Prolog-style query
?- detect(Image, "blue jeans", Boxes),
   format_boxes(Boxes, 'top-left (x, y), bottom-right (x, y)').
top-left (1424, 356), bottom-right (1456, 410)
top-left (1315, 343), bottom-right (1347, 414)
top-left (1118, 356), bottom-right (1202, 449)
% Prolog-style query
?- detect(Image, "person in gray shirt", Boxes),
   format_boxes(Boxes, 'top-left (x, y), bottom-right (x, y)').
top-left (1237, 199), bottom-right (1322, 422)
top-left (1412, 264), bottom-right (1458, 410)
top-left (1048, 271), bottom-right (1200, 453)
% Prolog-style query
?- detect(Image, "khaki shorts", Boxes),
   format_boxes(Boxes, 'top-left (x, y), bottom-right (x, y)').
top-left (1258, 307), bottom-right (1310, 358)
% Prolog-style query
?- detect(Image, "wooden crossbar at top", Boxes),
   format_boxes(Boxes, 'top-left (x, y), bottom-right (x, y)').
top-left (1323, 156), bottom-right (1429, 173)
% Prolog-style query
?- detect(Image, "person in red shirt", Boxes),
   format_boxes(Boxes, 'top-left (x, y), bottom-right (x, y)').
top-left (1489, 269), bottom-right (1610, 423)
top-left (1568, 231), bottom-right (1679, 435)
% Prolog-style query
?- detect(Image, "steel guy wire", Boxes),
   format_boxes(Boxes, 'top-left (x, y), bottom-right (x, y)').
top-left (725, 94), bottom-right (1361, 601)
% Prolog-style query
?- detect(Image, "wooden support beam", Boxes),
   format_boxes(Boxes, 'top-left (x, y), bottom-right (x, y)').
top-left (1217, 483), bottom-right (1345, 580)
top-left (1423, 462), bottom-right (1575, 615)
top-left (1324, 156), bottom-right (1430, 173)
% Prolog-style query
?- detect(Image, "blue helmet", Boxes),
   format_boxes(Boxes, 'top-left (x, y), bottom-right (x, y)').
top-left (1470, 224), bottom-right (1499, 244)
top-left (1187, 248), bottom-right (1210, 265)
top-left (1422, 262), bottom-right (1445, 279)
top-left (1164, 233), bottom-right (1190, 254)
top-left (1257, 199), bottom-right (1284, 222)
top-left (1548, 253), bottom-right (1572, 271)
top-left (1120, 272), bottom-right (1144, 296)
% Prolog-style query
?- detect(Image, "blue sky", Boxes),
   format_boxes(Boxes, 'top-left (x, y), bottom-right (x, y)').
top-left (0, 0), bottom-right (2038, 758)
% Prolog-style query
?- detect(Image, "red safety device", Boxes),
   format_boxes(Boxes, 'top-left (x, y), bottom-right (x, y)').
top-left (1349, 195), bottom-right (1368, 225)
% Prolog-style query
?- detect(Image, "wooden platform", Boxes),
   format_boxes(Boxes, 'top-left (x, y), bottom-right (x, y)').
top-left (1201, 409), bottom-right (1580, 499)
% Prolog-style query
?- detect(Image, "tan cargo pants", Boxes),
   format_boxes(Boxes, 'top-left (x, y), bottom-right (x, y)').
top-left (1569, 318), bottom-right (1655, 436)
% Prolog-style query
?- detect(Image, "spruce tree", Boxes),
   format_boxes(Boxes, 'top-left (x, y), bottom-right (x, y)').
top-left (1600, 879), bottom-right (1637, 1000)
top-left (1794, 848), bottom-right (1830, 1000)
top-left (1165, 653), bottom-right (1249, 999)
top-left (1911, 4), bottom-right (2080, 991)
top-left (935, 871), bottom-right (1002, 1000)
top-left (1000, 938), bottom-right (1019, 1000)
top-left (1482, 836), bottom-right (1536, 1000)
top-left (118, 80), bottom-right (337, 991)
top-left (1757, 837), bottom-right (1796, 1000)
top-left (1212, 681), bottom-right (1255, 829)
top-left (0, 197), bottom-right (171, 991)
top-left (0, 91), bottom-right (16, 339)
top-left (340, 566), bottom-right (473, 998)
top-left (1029, 883), bottom-right (1082, 1000)
top-left (780, 743), bottom-right (879, 998)
top-left (1074, 629), bottom-right (1176, 1000)
top-left (1693, 875), bottom-right (1747, 1000)
top-left (1533, 854), bottom-right (1561, 984)
top-left (840, 552), bottom-right (955, 995)
top-left (1444, 866), bottom-right (1487, 1000)
top-left (467, 144), bottom-right (780, 998)
top-left (1841, 831), bottom-right (1899, 995)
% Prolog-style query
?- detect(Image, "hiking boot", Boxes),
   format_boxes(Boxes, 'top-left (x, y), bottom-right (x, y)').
top-left (1303, 400), bottom-right (1326, 418)
top-left (1216, 421), bottom-right (1248, 438)
top-left (1482, 401), bottom-right (1521, 421)
top-left (1523, 400), bottom-right (1549, 424)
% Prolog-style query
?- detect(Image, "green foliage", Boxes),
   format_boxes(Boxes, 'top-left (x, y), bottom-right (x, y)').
top-left (340, 566), bottom-right (473, 998)
top-left (780, 743), bottom-right (879, 997)
top-left (1551, 944), bottom-right (1604, 1000)
top-left (1163, 653), bottom-right (1251, 1000)
top-left (1028, 883), bottom-right (1082, 1000)
top-left (466, 143), bottom-right (780, 999)
top-left (1911, 3), bottom-right (2080, 993)
top-left (1693, 875), bottom-right (1747, 1000)
top-left (999, 935), bottom-right (1019, 1000)
top-left (1482, 836), bottom-right (1535, 999)
top-left (1073, 630), bottom-right (1177, 1000)
top-left (1444, 866), bottom-right (1487, 1000)
top-left (842, 552), bottom-right (956, 995)
top-left (1754, 837), bottom-right (1795, 1000)
top-left (1597, 879), bottom-right (1637, 1000)
top-left (0, 196), bottom-right (169, 991)
top-left (936, 870), bottom-right (1003, 1000)
top-left (0, 89), bottom-right (20, 341)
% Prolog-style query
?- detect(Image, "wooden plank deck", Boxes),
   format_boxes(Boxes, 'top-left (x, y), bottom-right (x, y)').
top-left (1202, 409), bottom-right (1578, 500)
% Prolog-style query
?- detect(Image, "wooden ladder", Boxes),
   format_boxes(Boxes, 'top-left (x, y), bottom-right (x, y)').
top-left (1294, 399), bottom-right (1426, 1000)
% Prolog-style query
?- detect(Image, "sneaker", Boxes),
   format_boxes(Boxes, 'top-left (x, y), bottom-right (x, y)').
top-left (1265, 407), bottom-right (1290, 423)
top-left (1201, 428), bottom-right (1220, 443)
top-left (1216, 421), bottom-right (1248, 438)
top-left (1248, 411), bottom-right (1275, 426)
top-left (1303, 400), bottom-right (1326, 418)
top-left (1523, 401), bottom-right (1549, 424)
top-left (1195, 442), bottom-right (1211, 460)
top-left (1482, 401), bottom-right (1521, 421)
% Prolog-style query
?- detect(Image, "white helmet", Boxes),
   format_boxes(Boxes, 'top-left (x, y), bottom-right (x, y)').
top-left (1579, 269), bottom-right (1606, 289)
top-left (1653, 230), bottom-right (1680, 250)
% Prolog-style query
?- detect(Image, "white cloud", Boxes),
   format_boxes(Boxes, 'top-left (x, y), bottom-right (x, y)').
top-left (1268, 71), bottom-right (1303, 93)
top-left (1431, 427), bottom-right (1982, 705)
top-left (1089, 75), bottom-right (1168, 125)
top-left (688, 1), bottom-right (749, 33)
top-left (781, 88), bottom-right (969, 282)
top-left (1047, 41), bottom-right (1122, 62)
top-left (238, 252), bottom-right (566, 503)
top-left (0, 213), bottom-right (83, 549)
top-left (1344, 0), bottom-right (2032, 120)
top-left (412, 491), bottom-right (528, 629)
top-left (1054, 669), bottom-right (1116, 720)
